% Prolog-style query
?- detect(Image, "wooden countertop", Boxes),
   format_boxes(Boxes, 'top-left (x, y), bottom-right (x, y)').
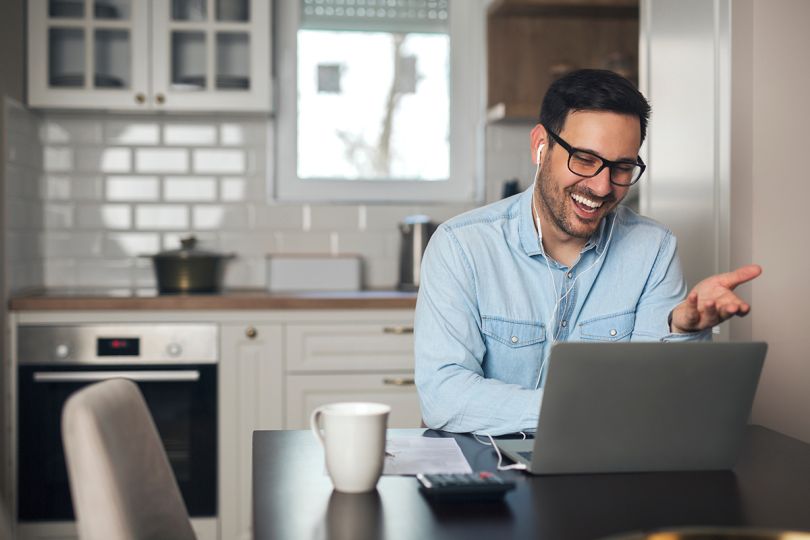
top-left (9, 289), bottom-right (418, 311)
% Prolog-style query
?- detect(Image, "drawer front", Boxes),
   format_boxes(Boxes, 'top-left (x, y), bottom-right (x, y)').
top-left (285, 373), bottom-right (421, 429)
top-left (285, 321), bottom-right (414, 373)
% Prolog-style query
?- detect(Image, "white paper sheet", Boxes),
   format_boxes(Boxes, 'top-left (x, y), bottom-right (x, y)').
top-left (382, 437), bottom-right (473, 476)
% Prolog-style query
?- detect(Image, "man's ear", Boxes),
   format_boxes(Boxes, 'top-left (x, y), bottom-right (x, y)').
top-left (530, 124), bottom-right (548, 164)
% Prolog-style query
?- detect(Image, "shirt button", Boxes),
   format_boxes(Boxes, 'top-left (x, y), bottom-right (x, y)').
top-left (609, 329), bottom-right (617, 336)
top-left (566, 271), bottom-right (573, 279)
top-left (560, 320), bottom-right (567, 327)
top-left (511, 336), bottom-right (519, 343)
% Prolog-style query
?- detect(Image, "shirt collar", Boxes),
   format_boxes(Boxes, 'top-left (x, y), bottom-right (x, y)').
top-left (518, 183), bottom-right (612, 258)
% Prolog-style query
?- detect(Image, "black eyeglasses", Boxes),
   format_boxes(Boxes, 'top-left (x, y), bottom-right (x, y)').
top-left (544, 126), bottom-right (646, 187)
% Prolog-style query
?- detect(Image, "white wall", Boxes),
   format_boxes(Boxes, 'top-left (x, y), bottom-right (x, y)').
top-left (736, 0), bottom-right (810, 442)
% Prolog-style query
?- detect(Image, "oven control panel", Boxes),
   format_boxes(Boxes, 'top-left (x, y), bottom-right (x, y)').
top-left (18, 324), bottom-right (218, 365)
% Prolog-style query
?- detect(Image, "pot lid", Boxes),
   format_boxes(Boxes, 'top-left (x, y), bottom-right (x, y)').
top-left (153, 235), bottom-right (233, 259)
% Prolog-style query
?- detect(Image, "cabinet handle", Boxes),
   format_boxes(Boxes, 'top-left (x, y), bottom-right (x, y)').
top-left (383, 377), bottom-right (415, 386)
top-left (134, 92), bottom-right (145, 104)
top-left (245, 326), bottom-right (258, 339)
top-left (382, 326), bottom-right (414, 335)
top-left (155, 93), bottom-right (166, 105)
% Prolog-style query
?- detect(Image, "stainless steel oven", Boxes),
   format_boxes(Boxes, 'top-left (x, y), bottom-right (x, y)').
top-left (16, 324), bottom-right (218, 522)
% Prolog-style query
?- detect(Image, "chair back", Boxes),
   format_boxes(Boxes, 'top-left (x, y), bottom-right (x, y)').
top-left (62, 378), bottom-right (196, 540)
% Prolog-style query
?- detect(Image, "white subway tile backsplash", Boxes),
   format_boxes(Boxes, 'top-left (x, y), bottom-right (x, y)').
top-left (192, 149), bottom-right (245, 173)
top-left (218, 231), bottom-right (275, 256)
top-left (43, 147), bottom-right (74, 172)
top-left (75, 147), bottom-right (131, 173)
top-left (335, 232), bottom-right (388, 257)
top-left (192, 205), bottom-right (249, 230)
top-left (44, 174), bottom-right (105, 201)
top-left (309, 205), bottom-right (361, 231)
top-left (223, 256), bottom-right (266, 288)
top-left (43, 232), bottom-right (103, 257)
top-left (253, 205), bottom-right (304, 230)
top-left (220, 177), bottom-right (246, 201)
top-left (44, 203), bottom-right (74, 228)
top-left (43, 258), bottom-right (77, 288)
top-left (135, 205), bottom-right (189, 230)
top-left (75, 259), bottom-right (134, 287)
top-left (364, 205), bottom-right (420, 230)
top-left (105, 121), bottom-right (160, 145)
top-left (106, 176), bottom-right (160, 201)
top-left (271, 231), bottom-right (331, 254)
top-left (161, 232), bottom-right (218, 250)
top-left (164, 176), bottom-right (217, 201)
top-left (76, 204), bottom-right (132, 230)
top-left (164, 124), bottom-right (217, 145)
top-left (105, 232), bottom-right (160, 256)
top-left (220, 122), bottom-right (265, 146)
top-left (365, 257), bottom-right (399, 289)
top-left (41, 117), bottom-right (103, 144)
top-left (135, 148), bottom-right (189, 173)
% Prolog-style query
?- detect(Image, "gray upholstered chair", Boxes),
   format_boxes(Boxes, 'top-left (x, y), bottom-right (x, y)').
top-left (61, 378), bottom-right (196, 540)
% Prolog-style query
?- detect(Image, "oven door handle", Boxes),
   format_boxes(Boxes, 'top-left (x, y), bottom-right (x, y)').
top-left (33, 370), bottom-right (201, 383)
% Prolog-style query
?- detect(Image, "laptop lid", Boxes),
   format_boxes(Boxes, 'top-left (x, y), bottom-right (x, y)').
top-left (496, 342), bottom-right (766, 474)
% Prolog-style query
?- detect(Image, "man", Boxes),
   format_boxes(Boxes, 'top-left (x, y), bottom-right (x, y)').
top-left (414, 69), bottom-right (761, 435)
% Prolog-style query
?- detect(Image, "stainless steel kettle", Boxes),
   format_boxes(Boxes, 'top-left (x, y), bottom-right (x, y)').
top-left (398, 215), bottom-right (436, 291)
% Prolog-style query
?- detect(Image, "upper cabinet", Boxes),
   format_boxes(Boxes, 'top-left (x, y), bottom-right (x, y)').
top-left (487, 0), bottom-right (638, 122)
top-left (27, 0), bottom-right (272, 112)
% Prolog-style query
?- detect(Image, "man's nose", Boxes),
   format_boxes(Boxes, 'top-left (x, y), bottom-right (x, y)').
top-left (582, 166), bottom-right (613, 197)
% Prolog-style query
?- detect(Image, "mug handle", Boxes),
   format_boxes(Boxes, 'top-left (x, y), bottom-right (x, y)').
top-left (310, 406), bottom-right (326, 447)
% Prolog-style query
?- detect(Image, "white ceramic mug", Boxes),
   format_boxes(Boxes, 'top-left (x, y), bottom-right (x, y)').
top-left (310, 402), bottom-right (391, 493)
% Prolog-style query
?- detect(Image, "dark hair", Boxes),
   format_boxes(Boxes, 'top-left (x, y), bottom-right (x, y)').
top-left (539, 69), bottom-right (651, 145)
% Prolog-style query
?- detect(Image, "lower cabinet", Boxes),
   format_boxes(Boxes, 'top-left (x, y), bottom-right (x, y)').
top-left (219, 323), bottom-right (283, 540)
top-left (217, 311), bottom-right (419, 540)
top-left (286, 373), bottom-right (422, 428)
top-left (283, 317), bottom-right (421, 429)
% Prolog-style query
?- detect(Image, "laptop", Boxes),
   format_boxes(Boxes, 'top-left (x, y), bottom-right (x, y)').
top-left (494, 342), bottom-right (767, 474)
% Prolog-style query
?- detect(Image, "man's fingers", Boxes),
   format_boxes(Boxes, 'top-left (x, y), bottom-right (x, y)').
top-left (718, 264), bottom-right (762, 290)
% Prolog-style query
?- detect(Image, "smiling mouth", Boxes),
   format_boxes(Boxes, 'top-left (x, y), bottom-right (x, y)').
top-left (570, 192), bottom-right (604, 215)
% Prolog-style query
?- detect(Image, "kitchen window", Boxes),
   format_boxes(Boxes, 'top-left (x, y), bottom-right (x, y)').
top-left (275, 0), bottom-right (485, 203)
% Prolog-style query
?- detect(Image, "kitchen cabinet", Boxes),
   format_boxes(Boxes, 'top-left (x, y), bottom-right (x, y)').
top-left (284, 318), bottom-right (422, 429)
top-left (27, 0), bottom-right (272, 111)
top-left (219, 323), bottom-right (283, 540)
top-left (487, 0), bottom-right (639, 122)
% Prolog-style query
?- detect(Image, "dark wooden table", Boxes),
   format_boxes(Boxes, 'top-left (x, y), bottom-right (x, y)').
top-left (253, 426), bottom-right (810, 539)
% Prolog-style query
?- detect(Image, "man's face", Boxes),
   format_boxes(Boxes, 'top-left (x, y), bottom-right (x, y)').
top-left (535, 110), bottom-right (641, 240)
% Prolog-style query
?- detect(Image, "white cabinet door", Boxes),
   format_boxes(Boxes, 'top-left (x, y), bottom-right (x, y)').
top-left (284, 312), bottom-right (420, 429)
top-left (28, 0), bottom-right (151, 110)
top-left (28, 0), bottom-right (272, 111)
top-left (285, 321), bottom-right (415, 373)
top-left (219, 323), bottom-right (283, 540)
top-left (151, 0), bottom-right (272, 111)
top-left (286, 373), bottom-right (422, 429)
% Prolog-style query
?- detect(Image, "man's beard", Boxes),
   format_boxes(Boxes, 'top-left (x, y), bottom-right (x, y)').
top-left (536, 165), bottom-right (618, 240)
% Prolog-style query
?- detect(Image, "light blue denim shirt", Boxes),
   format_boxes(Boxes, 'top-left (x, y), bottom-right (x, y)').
top-left (414, 185), bottom-right (710, 435)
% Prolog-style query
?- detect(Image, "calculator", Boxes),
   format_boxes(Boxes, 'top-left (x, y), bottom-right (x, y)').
top-left (416, 472), bottom-right (516, 502)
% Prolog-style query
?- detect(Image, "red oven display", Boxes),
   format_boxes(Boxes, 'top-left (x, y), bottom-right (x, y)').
top-left (97, 337), bottom-right (140, 356)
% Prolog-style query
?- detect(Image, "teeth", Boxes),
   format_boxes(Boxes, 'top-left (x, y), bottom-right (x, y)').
top-left (571, 193), bottom-right (603, 209)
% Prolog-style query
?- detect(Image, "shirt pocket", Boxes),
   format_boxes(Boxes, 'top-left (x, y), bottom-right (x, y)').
top-left (578, 310), bottom-right (636, 342)
top-left (481, 316), bottom-right (546, 348)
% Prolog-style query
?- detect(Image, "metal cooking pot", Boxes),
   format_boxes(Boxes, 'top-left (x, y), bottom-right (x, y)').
top-left (148, 236), bottom-right (235, 294)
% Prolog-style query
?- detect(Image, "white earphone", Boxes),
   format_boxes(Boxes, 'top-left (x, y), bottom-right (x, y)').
top-left (536, 143), bottom-right (544, 163)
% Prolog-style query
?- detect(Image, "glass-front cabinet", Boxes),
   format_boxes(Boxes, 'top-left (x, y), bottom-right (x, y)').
top-left (28, 0), bottom-right (272, 111)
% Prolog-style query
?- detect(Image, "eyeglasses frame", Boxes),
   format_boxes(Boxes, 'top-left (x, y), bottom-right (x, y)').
top-left (543, 126), bottom-right (647, 187)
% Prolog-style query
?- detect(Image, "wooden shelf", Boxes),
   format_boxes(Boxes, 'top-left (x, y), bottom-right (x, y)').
top-left (489, 0), bottom-right (638, 18)
top-left (487, 102), bottom-right (540, 124)
top-left (487, 0), bottom-right (639, 122)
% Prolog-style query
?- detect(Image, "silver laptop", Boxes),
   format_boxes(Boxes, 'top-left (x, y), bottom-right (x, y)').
top-left (495, 342), bottom-right (766, 474)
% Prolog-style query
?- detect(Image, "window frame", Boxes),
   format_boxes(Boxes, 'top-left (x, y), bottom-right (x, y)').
top-left (273, 0), bottom-right (486, 203)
